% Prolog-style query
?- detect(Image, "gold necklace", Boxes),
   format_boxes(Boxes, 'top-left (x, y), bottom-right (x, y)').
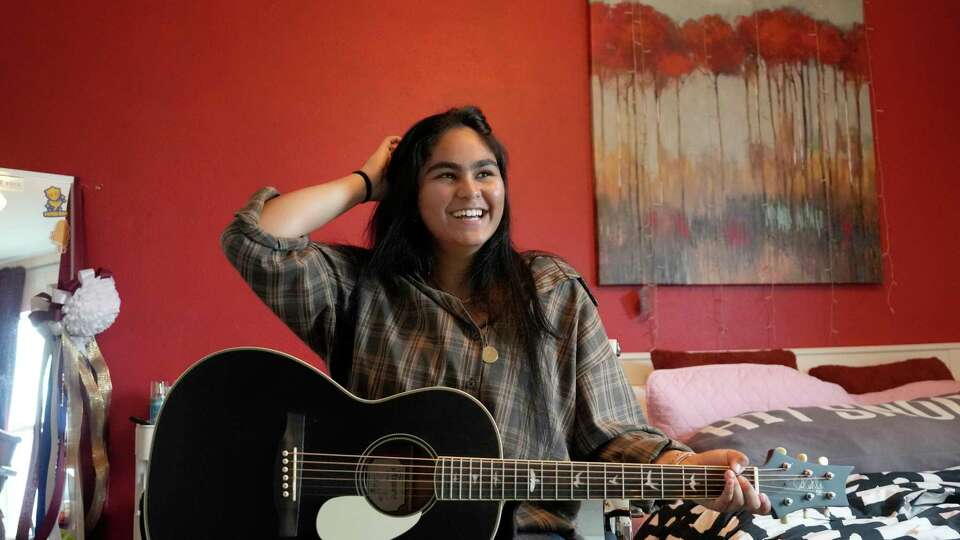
top-left (479, 318), bottom-right (499, 364)
top-left (432, 277), bottom-right (497, 363)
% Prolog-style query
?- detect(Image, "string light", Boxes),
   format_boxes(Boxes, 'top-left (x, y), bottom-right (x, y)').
top-left (862, 2), bottom-right (897, 315)
top-left (716, 285), bottom-right (726, 348)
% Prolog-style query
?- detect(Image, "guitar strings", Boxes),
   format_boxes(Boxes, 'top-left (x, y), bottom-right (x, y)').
top-left (282, 452), bottom-right (842, 501)
top-left (291, 460), bottom-right (825, 482)
top-left (292, 483), bottom-right (835, 499)
top-left (297, 462), bottom-right (736, 477)
top-left (291, 451), bottom-right (765, 470)
top-left (294, 470), bottom-right (823, 486)
top-left (296, 460), bottom-right (820, 477)
top-left (291, 472), bottom-right (834, 496)
top-left (289, 452), bottom-right (810, 475)
top-left (296, 479), bottom-right (831, 497)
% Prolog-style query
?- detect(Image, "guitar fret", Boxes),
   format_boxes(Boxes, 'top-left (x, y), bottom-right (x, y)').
top-left (540, 461), bottom-right (545, 499)
top-left (440, 457), bottom-right (445, 500)
top-left (640, 463), bottom-right (645, 499)
top-left (621, 463), bottom-right (626, 499)
top-left (555, 462), bottom-right (559, 500)
top-left (486, 459), bottom-right (490, 501)
top-left (603, 462), bottom-right (607, 500)
top-left (479, 459), bottom-right (483, 500)
top-left (681, 464), bottom-right (686, 500)
top-left (703, 466), bottom-right (708, 500)
top-left (486, 458), bottom-right (490, 500)
top-left (660, 464), bottom-right (665, 499)
top-left (514, 459), bottom-right (519, 500)
top-left (502, 459), bottom-right (506, 501)
top-left (486, 458), bottom-right (491, 501)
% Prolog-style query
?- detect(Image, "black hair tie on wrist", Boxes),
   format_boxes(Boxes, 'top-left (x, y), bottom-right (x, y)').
top-left (353, 170), bottom-right (372, 203)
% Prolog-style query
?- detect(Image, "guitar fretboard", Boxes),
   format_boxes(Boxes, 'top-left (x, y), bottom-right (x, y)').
top-left (435, 457), bottom-right (726, 501)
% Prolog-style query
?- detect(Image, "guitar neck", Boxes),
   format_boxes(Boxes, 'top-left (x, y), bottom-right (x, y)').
top-left (435, 456), bottom-right (730, 502)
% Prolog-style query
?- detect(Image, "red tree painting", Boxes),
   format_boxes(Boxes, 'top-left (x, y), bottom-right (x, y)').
top-left (590, 0), bottom-right (880, 285)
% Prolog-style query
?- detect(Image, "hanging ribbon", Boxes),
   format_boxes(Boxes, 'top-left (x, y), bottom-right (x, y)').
top-left (60, 333), bottom-right (85, 540)
top-left (71, 337), bottom-right (112, 529)
top-left (18, 267), bottom-right (118, 540)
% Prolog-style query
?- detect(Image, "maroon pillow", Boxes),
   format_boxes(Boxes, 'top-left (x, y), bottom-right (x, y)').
top-left (650, 349), bottom-right (798, 370)
top-left (808, 357), bottom-right (954, 394)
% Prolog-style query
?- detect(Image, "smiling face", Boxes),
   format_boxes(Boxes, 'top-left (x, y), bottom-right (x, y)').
top-left (417, 127), bottom-right (505, 260)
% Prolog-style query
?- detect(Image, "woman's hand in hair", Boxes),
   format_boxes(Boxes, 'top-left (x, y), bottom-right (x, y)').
top-left (258, 135), bottom-right (400, 236)
top-left (360, 135), bottom-right (401, 201)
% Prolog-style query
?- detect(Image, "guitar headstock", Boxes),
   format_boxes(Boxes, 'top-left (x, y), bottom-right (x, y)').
top-left (760, 447), bottom-right (853, 518)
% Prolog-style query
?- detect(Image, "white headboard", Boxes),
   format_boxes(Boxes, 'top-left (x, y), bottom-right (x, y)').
top-left (620, 342), bottom-right (960, 388)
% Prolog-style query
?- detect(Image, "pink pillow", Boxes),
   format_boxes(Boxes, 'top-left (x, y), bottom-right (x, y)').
top-left (644, 363), bottom-right (851, 442)
top-left (852, 379), bottom-right (960, 405)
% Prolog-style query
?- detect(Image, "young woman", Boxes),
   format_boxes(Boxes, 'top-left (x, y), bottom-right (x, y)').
top-left (222, 106), bottom-right (770, 539)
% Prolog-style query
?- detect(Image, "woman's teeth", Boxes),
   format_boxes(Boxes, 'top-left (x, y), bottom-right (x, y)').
top-left (452, 209), bottom-right (485, 219)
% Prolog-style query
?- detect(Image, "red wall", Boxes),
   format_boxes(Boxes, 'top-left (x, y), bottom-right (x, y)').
top-left (2, 1), bottom-right (958, 538)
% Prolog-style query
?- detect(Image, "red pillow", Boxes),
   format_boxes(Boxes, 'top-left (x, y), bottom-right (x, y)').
top-left (808, 357), bottom-right (954, 394)
top-left (650, 349), bottom-right (798, 370)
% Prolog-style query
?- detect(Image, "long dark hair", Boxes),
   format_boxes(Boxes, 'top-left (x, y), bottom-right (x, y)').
top-left (366, 106), bottom-right (558, 421)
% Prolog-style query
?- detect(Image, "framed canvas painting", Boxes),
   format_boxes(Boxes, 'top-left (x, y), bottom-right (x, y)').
top-left (590, 0), bottom-right (881, 284)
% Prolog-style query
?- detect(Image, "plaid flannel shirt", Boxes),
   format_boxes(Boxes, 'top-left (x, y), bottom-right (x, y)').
top-left (221, 187), bottom-right (689, 536)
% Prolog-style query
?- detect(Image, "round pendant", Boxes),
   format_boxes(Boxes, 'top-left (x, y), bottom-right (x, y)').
top-left (481, 345), bottom-right (499, 364)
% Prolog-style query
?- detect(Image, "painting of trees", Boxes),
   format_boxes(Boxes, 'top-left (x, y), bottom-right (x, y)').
top-left (590, 0), bottom-right (881, 284)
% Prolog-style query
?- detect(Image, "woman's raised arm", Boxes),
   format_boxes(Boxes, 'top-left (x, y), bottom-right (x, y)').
top-left (259, 135), bottom-right (400, 237)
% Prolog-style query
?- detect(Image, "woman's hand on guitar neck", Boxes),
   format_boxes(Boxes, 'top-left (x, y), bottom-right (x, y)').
top-left (659, 449), bottom-right (773, 515)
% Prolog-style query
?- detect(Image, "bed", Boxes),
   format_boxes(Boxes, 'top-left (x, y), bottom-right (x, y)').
top-left (616, 342), bottom-right (960, 540)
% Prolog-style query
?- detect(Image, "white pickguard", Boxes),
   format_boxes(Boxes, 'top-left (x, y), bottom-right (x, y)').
top-left (315, 496), bottom-right (421, 540)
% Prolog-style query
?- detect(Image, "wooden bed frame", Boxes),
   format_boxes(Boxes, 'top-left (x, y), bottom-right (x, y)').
top-left (620, 342), bottom-right (960, 388)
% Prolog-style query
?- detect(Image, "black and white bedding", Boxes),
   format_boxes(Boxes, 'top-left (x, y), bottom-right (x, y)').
top-left (633, 395), bottom-right (960, 539)
top-left (634, 467), bottom-right (960, 539)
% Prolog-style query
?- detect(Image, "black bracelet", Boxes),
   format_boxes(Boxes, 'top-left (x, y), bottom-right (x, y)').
top-left (353, 170), bottom-right (372, 203)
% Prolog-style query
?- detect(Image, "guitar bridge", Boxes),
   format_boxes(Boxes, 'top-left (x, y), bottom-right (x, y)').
top-left (276, 412), bottom-right (305, 537)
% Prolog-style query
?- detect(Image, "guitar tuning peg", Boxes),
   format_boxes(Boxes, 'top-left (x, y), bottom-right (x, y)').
top-left (818, 456), bottom-right (829, 465)
top-left (775, 447), bottom-right (787, 455)
top-left (796, 453), bottom-right (808, 462)
top-left (780, 516), bottom-right (790, 524)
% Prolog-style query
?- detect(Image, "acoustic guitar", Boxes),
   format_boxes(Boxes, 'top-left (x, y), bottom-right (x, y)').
top-left (145, 348), bottom-right (851, 539)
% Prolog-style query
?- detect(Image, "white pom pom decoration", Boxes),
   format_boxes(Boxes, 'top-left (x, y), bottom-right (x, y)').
top-left (61, 269), bottom-right (121, 337)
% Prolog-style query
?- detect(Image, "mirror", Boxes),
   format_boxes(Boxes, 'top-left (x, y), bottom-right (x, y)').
top-left (0, 167), bottom-right (73, 535)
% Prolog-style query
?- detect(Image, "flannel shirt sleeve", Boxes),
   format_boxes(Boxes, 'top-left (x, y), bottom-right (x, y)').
top-left (220, 187), bottom-right (359, 359)
top-left (569, 280), bottom-right (691, 463)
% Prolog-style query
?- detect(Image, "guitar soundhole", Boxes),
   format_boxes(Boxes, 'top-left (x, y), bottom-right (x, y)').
top-left (360, 437), bottom-right (436, 517)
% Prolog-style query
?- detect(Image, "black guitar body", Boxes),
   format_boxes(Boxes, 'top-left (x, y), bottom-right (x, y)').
top-left (145, 348), bottom-right (505, 539)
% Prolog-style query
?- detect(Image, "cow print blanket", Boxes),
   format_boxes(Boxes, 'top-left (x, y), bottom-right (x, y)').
top-left (633, 467), bottom-right (960, 539)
